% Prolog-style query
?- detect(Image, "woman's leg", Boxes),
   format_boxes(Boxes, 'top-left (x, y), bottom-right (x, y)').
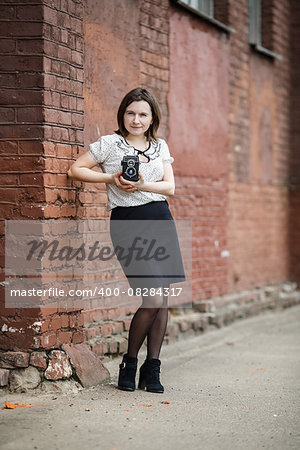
top-left (146, 295), bottom-right (168, 359)
top-left (127, 294), bottom-right (164, 359)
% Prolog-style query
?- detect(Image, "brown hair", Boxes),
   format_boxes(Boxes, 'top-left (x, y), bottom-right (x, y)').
top-left (115, 87), bottom-right (161, 141)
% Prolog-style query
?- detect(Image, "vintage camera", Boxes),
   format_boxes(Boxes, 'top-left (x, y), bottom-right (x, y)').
top-left (121, 155), bottom-right (140, 181)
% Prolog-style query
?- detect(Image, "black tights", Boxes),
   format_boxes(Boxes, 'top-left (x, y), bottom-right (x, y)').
top-left (127, 293), bottom-right (168, 360)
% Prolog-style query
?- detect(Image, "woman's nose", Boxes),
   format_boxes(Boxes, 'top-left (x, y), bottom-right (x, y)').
top-left (133, 114), bottom-right (140, 123)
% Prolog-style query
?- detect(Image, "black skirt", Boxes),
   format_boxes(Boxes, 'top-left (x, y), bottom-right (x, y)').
top-left (110, 201), bottom-right (186, 291)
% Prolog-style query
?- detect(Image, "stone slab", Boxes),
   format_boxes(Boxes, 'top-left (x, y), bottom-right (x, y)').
top-left (8, 366), bottom-right (41, 393)
top-left (44, 350), bottom-right (72, 380)
top-left (62, 343), bottom-right (110, 387)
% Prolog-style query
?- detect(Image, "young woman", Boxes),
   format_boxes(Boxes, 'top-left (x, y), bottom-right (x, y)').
top-left (68, 87), bottom-right (185, 393)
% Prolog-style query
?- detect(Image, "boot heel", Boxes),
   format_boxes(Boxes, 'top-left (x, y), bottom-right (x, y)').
top-left (138, 376), bottom-right (146, 390)
top-left (138, 358), bottom-right (164, 393)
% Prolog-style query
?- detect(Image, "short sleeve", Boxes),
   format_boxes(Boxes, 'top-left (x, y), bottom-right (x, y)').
top-left (88, 136), bottom-right (110, 164)
top-left (161, 139), bottom-right (174, 164)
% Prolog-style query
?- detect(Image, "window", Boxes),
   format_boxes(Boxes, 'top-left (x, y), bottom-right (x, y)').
top-left (181, 0), bottom-right (214, 17)
top-left (171, 0), bottom-right (235, 34)
top-left (249, 0), bottom-right (282, 60)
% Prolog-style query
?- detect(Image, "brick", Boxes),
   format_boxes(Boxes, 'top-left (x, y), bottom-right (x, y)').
top-left (43, 205), bottom-right (60, 218)
top-left (43, 5), bottom-right (58, 25)
top-left (0, 21), bottom-right (42, 37)
top-left (0, 89), bottom-right (43, 107)
top-left (71, 112), bottom-right (84, 128)
top-left (0, 107), bottom-right (15, 122)
top-left (0, 141), bottom-right (18, 154)
top-left (72, 331), bottom-right (84, 344)
top-left (50, 314), bottom-right (69, 330)
top-left (0, 187), bottom-right (17, 203)
top-left (0, 368), bottom-right (9, 386)
top-left (70, 16), bottom-right (82, 34)
top-left (0, 73), bottom-right (16, 88)
top-left (59, 203), bottom-right (76, 217)
top-left (115, 336), bottom-right (128, 353)
top-left (84, 327), bottom-right (99, 340)
top-left (0, 351), bottom-right (29, 369)
top-left (40, 331), bottom-right (57, 349)
top-left (1, 55), bottom-right (43, 72)
top-left (107, 338), bottom-right (118, 354)
top-left (111, 321), bottom-right (124, 334)
top-left (17, 39), bottom-right (44, 54)
top-left (20, 205), bottom-right (44, 218)
top-left (16, 5), bottom-right (43, 20)
top-left (16, 107), bottom-right (43, 123)
top-left (0, 5), bottom-right (15, 18)
top-left (0, 156), bottom-right (43, 172)
top-left (17, 73), bottom-right (43, 89)
top-left (71, 50), bottom-right (83, 66)
top-left (18, 141), bottom-right (43, 155)
top-left (99, 322), bottom-right (113, 337)
top-left (0, 39), bottom-right (16, 53)
top-left (29, 351), bottom-right (47, 369)
top-left (19, 173), bottom-right (44, 185)
top-left (90, 340), bottom-right (109, 356)
top-left (57, 45), bottom-right (71, 62)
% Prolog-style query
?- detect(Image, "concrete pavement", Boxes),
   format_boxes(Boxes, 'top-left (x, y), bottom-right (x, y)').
top-left (0, 305), bottom-right (299, 450)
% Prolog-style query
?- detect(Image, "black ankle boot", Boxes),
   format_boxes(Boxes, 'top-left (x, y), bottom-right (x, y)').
top-left (138, 358), bottom-right (164, 393)
top-left (118, 354), bottom-right (138, 391)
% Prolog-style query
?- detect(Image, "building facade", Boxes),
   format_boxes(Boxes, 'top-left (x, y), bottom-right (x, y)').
top-left (0, 0), bottom-right (299, 386)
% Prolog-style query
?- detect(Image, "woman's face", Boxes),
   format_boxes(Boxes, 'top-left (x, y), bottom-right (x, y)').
top-left (123, 100), bottom-right (152, 138)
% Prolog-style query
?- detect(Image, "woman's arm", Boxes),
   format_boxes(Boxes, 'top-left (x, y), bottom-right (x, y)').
top-left (67, 152), bottom-right (137, 193)
top-left (120, 163), bottom-right (175, 196)
top-left (67, 152), bottom-right (114, 183)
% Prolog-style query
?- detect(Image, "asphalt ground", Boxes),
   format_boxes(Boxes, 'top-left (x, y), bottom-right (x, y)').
top-left (0, 304), bottom-right (299, 450)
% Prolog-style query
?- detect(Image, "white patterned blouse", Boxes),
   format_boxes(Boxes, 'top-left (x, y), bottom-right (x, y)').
top-left (88, 133), bottom-right (174, 211)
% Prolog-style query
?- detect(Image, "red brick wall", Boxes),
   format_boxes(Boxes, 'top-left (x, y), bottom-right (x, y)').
top-left (0, 0), bottom-right (299, 356)
top-left (139, 0), bottom-right (170, 139)
top-left (168, 3), bottom-right (230, 299)
top-left (43, 0), bottom-right (84, 220)
top-left (80, 0), bottom-right (140, 220)
top-left (227, 0), bottom-right (294, 292)
top-left (289, 1), bottom-right (300, 280)
top-left (0, 0), bottom-right (85, 351)
top-left (0, 0), bottom-right (44, 351)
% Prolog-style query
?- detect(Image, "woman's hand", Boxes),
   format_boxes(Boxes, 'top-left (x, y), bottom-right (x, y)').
top-left (112, 171), bottom-right (138, 193)
top-left (119, 171), bottom-right (145, 191)
top-left (118, 165), bottom-right (175, 196)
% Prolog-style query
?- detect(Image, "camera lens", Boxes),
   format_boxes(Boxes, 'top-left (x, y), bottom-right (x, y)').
top-left (128, 160), bottom-right (134, 166)
top-left (126, 167), bottom-right (136, 177)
